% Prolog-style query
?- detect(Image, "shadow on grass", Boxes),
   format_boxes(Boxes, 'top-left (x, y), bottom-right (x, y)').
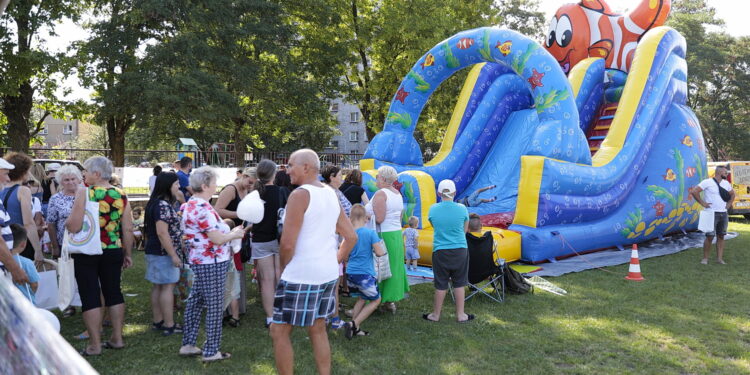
top-left (59, 222), bottom-right (750, 374)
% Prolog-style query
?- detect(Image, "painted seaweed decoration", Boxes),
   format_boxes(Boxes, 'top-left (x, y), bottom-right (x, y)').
top-left (479, 29), bottom-right (493, 61)
top-left (535, 89), bottom-right (570, 111)
top-left (512, 43), bottom-right (537, 74)
top-left (406, 71), bottom-right (430, 92)
top-left (441, 43), bottom-right (460, 69)
top-left (386, 112), bottom-right (412, 129)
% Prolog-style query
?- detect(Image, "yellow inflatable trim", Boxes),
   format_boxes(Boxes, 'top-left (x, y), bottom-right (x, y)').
top-left (593, 26), bottom-right (670, 166)
top-left (425, 63), bottom-right (486, 167)
top-left (414, 227), bottom-right (521, 266)
top-left (568, 57), bottom-right (602, 99)
top-left (400, 170), bottom-right (436, 229)
top-left (512, 155), bottom-right (546, 228)
top-left (359, 158), bottom-right (375, 171)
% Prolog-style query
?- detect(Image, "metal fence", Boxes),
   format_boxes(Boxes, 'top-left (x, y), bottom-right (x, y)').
top-left (14, 147), bottom-right (364, 169)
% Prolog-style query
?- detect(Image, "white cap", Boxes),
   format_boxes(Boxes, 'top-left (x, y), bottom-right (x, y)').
top-left (0, 159), bottom-right (15, 170)
top-left (437, 179), bottom-right (456, 197)
top-left (45, 162), bottom-right (62, 172)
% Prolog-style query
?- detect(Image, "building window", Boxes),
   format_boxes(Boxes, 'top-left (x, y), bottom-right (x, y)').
top-left (39, 125), bottom-right (48, 135)
top-left (329, 140), bottom-right (339, 148)
top-left (63, 124), bottom-right (73, 134)
top-left (349, 131), bottom-right (358, 141)
top-left (350, 112), bottom-right (359, 123)
top-left (330, 103), bottom-right (338, 113)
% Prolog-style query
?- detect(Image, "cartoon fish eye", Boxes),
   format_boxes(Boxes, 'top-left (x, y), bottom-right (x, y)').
top-left (555, 15), bottom-right (573, 48)
top-left (545, 16), bottom-right (558, 48)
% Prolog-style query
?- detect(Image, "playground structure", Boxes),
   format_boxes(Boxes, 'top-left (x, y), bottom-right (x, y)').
top-left (359, 0), bottom-right (707, 264)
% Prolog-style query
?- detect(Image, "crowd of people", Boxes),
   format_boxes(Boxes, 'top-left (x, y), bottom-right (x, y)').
top-left (0, 148), bottom-right (733, 374)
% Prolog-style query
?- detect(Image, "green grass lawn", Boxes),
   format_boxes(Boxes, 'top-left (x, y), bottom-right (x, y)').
top-left (61, 219), bottom-right (750, 374)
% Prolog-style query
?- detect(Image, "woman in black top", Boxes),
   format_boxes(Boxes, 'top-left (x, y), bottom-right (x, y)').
top-left (144, 172), bottom-right (183, 335)
top-left (215, 167), bottom-right (256, 226)
top-left (251, 159), bottom-right (289, 327)
top-left (340, 169), bottom-right (368, 205)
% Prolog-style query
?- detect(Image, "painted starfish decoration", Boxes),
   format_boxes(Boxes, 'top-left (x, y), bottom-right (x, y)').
top-left (528, 68), bottom-right (544, 90)
top-left (395, 87), bottom-right (409, 104)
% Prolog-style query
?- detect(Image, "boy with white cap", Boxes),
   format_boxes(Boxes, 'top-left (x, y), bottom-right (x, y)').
top-left (422, 179), bottom-right (473, 323)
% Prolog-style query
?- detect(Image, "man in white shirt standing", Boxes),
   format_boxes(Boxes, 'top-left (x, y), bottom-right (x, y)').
top-left (270, 149), bottom-right (357, 375)
top-left (691, 165), bottom-right (735, 264)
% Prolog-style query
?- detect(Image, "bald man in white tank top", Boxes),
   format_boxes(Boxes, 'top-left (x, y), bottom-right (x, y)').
top-left (270, 149), bottom-right (357, 375)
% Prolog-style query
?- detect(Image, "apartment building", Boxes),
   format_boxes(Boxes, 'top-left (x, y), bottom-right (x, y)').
top-left (326, 98), bottom-right (368, 155)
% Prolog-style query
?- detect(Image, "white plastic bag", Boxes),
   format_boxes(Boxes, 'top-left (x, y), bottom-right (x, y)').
top-left (57, 247), bottom-right (76, 311)
top-left (35, 260), bottom-right (58, 310)
top-left (698, 209), bottom-right (714, 232)
top-left (237, 190), bottom-right (265, 224)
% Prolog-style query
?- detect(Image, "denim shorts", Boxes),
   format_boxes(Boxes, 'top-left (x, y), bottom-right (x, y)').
top-left (145, 254), bottom-right (180, 285)
top-left (705, 211), bottom-right (729, 237)
top-left (346, 274), bottom-right (380, 301)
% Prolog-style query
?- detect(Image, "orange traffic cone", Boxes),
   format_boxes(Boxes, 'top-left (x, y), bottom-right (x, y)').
top-left (625, 244), bottom-right (645, 281)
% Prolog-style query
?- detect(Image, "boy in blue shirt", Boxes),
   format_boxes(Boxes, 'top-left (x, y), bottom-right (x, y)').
top-left (344, 204), bottom-right (385, 339)
top-left (10, 224), bottom-right (39, 304)
top-left (423, 179), bottom-right (473, 323)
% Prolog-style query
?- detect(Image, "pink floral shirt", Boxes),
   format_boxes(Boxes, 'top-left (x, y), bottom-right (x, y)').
top-left (181, 197), bottom-right (230, 265)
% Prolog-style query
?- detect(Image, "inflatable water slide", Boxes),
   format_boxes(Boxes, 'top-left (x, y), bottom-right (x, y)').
top-left (359, 0), bottom-right (707, 263)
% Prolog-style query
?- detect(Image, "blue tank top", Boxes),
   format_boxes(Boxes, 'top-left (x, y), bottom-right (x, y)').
top-left (0, 185), bottom-right (23, 226)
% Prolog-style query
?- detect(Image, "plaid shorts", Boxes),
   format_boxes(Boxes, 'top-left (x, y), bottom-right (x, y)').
top-left (272, 279), bottom-right (337, 327)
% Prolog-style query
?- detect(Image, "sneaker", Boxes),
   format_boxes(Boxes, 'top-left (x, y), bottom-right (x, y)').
top-left (700, 259), bottom-right (708, 265)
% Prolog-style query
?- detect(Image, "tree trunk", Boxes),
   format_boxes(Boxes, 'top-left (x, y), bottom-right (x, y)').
top-left (2, 82), bottom-right (33, 153)
top-left (233, 118), bottom-right (247, 168)
top-left (106, 116), bottom-right (131, 167)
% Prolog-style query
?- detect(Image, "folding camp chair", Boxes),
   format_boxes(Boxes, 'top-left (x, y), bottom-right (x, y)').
top-left (464, 231), bottom-right (505, 303)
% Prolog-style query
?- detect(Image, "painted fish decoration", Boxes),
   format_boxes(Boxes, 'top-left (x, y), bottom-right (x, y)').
top-left (420, 53), bottom-right (435, 69)
top-left (496, 40), bottom-right (512, 56)
top-left (544, 0), bottom-right (671, 73)
top-left (663, 168), bottom-right (676, 182)
top-left (681, 135), bottom-right (693, 147)
top-left (456, 38), bottom-right (475, 49)
top-left (685, 167), bottom-right (696, 178)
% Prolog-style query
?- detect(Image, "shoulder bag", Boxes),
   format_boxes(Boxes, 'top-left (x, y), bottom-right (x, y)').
top-left (63, 187), bottom-right (102, 255)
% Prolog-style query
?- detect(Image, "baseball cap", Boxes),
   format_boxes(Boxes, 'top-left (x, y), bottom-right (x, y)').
top-left (437, 179), bottom-right (456, 197)
top-left (0, 159), bottom-right (15, 170)
top-left (45, 162), bottom-right (61, 172)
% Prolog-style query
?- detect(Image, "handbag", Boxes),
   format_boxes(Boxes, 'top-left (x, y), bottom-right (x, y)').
top-left (63, 188), bottom-right (102, 255)
top-left (373, 225), bottom-right (392, 282)
top-left (713, 178), bottom-right (732, 202)
top-left (174, 239), bottom-right (194, 309)
top-left (57, 246), bottom-right (76, 311)
top-left (276, 187), bottom-right (288, 240)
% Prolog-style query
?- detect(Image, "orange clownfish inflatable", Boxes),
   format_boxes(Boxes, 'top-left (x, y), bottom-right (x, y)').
top-left (544, 0), bottom-right (671, 74)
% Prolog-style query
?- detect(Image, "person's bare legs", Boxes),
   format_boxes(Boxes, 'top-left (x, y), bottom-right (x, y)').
top-left (82, 307), bottom-right (103, 354)
top-left (412, 259), bottom-right (418, 270)
top-left (108, 303), bottom-right (125, 347)
top-left (454, 287), bottom-right (470, 321)
top-left (308, 318), bottom-right (331, 375)
top-left (160, 284), bottom-right (176, 327)
top-left (701, 236), bottom-right (713, 264)
top-left (273, 254), bottom-right (281, 285)
top-left (352, 298), bottom-right (381, 327)
top-left (716, 235), bottom-right (726, 264)
top-left (257, 256), bottom-right (276, 319)
top-left (270, 323), bottom-right (294, 375)
top-left (150, 284), bottom-right (163, 325)
top-left (230, 298), bottom-right (240, 320)
top-left (427, 289), bottom-right (447, 321)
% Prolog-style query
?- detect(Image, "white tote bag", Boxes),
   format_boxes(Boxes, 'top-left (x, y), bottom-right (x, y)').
top-left (35, 260), bottom-right (59, 310)
top-left (698, 209), bottom-right (715, 233)
top-left (57, 246), bottom-right (76, 311)
top-left (64, 189), bottom-right (102, 255)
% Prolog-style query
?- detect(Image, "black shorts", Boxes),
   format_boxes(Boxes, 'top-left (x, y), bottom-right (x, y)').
top-left (72, 248), bottom-right (125, 312)
top-left (432, 248), bottom-right (469, 290)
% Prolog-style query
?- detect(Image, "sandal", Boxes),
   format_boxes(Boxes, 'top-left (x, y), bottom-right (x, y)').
top-left (151, 320), bottom-right (164, 331)
top-left (62, 307), bottom-right (76, 318)
top-left (162, 324), bottom-right (184, 336)
top-left (422, 313), bottom-right (439, 322)
top-left (73, 332), bottom-right (90, 340)
top-left (227, 318), bottom-right (240, 328)
top-left (79, 347), bottom-right (101, 357)
top-left (355, 329), bottom-right (371, 336)
top-left (457, 313), bottom-right (476, 323)
top-left (103, 341), bottom-right (125, 349)
top-left (202, 352), bottom-right (231, 362)
top-left (179, 345), bottom-right (202, 357)
top-left (329, 317), bottom-right (345, 330)
top-left (345, 321), bottom-right (357, 340)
